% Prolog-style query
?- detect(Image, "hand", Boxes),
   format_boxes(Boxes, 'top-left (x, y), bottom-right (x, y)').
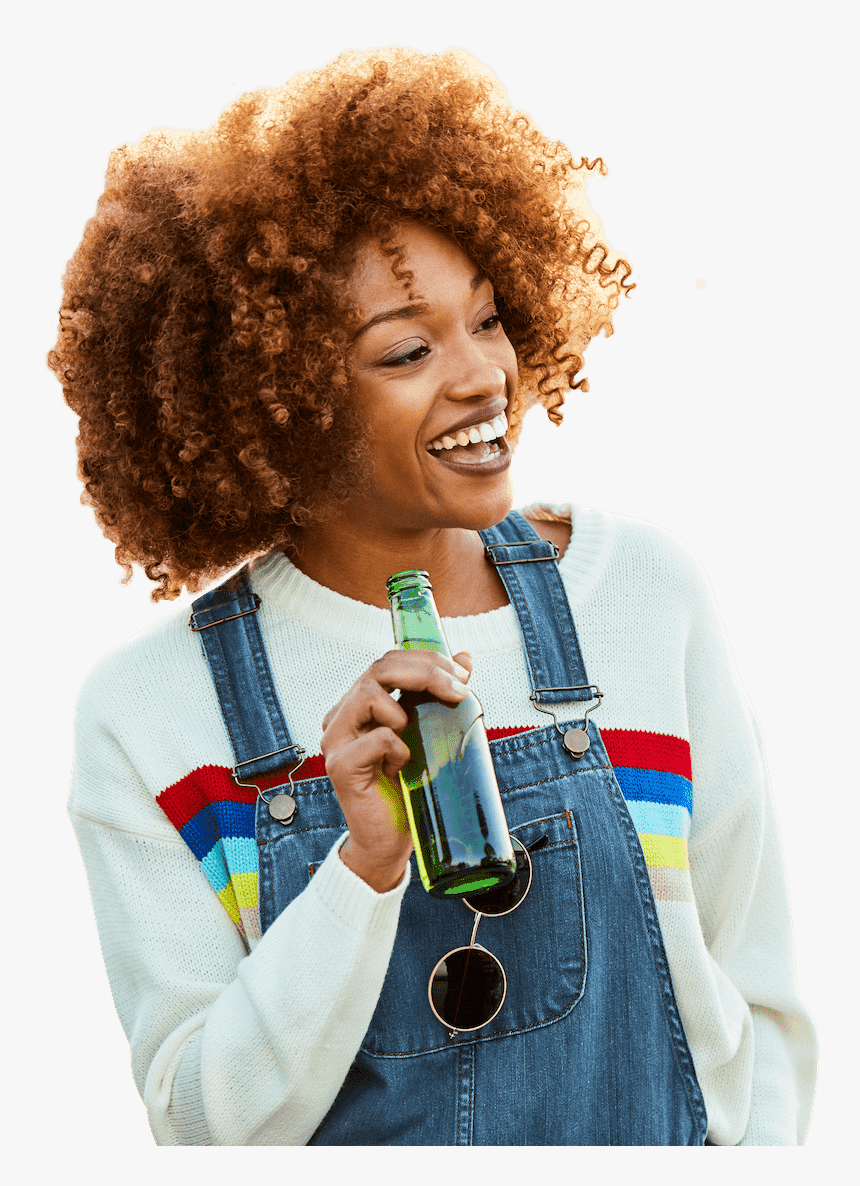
top-left (320, 649), bottom-right (473, 892)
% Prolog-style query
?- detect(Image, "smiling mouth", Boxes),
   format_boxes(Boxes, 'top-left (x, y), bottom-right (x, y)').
top-left (426, 411), bottom-right (509, 468)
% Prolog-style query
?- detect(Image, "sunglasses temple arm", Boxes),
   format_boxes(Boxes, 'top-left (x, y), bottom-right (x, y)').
top-left (468, 912), bottom-right (483, 949)
top-left (526, 833), bottom-right (549, 853)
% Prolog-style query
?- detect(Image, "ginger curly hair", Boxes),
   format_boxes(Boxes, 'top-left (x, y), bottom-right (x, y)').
top-left (48, 48), bottom-right (634, 601)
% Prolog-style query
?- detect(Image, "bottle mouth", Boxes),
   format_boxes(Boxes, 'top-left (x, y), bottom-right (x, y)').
top-left (386, 570), bottom-right (432, 597)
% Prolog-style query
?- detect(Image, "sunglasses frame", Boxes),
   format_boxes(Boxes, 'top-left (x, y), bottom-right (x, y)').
top-left (427, 835), bottom-right (540, 1037)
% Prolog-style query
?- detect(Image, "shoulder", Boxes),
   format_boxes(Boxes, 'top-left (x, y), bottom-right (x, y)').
top-left (70, 591), bottom-right (234, 826)
top-left (523, 513), bottom-right (571, 553)
top-left (74, 596), bottom-right (211, 728)
top-left (519, 498), bottom-right (572, 552)
top-left (520, 499), bottom-right (712, 599)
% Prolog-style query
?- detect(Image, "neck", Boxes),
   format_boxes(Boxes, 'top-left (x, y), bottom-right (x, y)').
top-left (286, 519), bottom-right (509, 616)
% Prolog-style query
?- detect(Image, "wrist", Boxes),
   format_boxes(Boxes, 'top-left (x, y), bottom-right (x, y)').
top-left (339, 836), bottom-right (410, 894)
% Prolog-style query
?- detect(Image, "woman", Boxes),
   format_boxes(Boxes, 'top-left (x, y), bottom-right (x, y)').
top-left (49, 47), bottom-right (816, 1145)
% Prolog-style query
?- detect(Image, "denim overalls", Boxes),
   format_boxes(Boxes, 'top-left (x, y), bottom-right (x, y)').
top-left (191, 511), bottom-right (707, 1145)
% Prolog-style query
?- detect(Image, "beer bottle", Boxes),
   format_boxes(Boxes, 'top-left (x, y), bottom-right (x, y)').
top-left (386, 570), bottom-right (516, 898)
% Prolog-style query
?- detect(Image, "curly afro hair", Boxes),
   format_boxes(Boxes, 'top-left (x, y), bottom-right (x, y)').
top-left (48, 47), bottom-right (634, 601)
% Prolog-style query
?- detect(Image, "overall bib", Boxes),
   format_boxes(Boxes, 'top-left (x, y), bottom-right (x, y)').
top-left (191, 512), bottom-right (708, 1145)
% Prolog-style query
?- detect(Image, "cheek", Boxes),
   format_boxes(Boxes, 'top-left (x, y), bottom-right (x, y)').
top-left (358, 388), bottom-right (432, 464)
top-left (365, 415), bottom-right (421, 480)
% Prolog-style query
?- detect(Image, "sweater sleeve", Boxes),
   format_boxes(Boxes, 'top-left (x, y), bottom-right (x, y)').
top-left (68, 695), bottom-right (408, 1146)
top-left (679, 548), bottom-right (818, 1145)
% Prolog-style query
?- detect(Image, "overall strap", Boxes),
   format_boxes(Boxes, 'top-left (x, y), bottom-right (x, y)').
top-left (190, 567), bottom-right (304, 786)
top-left (479, 510), bottom-right (595, 707)
top-left (191, 513), bottom-right (591, 782)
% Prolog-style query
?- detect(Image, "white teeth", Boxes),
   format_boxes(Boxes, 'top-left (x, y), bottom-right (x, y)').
top-left (428, 411), bottom-right (509, 451)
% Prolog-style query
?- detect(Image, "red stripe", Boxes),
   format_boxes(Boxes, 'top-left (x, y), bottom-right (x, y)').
top-left (600, 729), bottom-right (692, 780)
top-left (157, 765), bottom-right (256, 830)
top-left (157, 726), bottom-right (690, 832)
top-left (158, 754), bottom-right (329, 830)
top-left (487, 725), bottom-right (536, 741)
top-left (291, 753), bottom-right (327, 781)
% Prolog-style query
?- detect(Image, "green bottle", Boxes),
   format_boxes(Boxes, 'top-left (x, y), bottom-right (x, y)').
top-left (386, 570), bottom-right (516, 898)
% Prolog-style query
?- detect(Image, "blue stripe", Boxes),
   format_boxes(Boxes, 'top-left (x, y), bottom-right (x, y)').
top-left (180, 805), bottom-right (221, 861)
top-left (201, 844), bottom-right (231, 893)
top-left (179, 799), bottom-right (256, 861)
top-left (212, 798), bottom-right (256, 839)
top-left (614, 766), bottom-right (693, 813)
top-left (626, 799), bottom-right (690, 840)
top-left (222, 834), bottom-right (259, 875)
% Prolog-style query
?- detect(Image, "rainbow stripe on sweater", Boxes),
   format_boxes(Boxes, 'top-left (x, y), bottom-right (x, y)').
top-left (156, 753), bottom-right (329, 945)
top-left (156, 727), bottom-right (693, 943)
top-left (601, 729), bottom-right (693, 903)
top-left (157, 766), bottom-right (260, 944)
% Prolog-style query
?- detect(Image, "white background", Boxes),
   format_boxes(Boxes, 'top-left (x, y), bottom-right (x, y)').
top-left (5, 0), bottom-right (855, 1173)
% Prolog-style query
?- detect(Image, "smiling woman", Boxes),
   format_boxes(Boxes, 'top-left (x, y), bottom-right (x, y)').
top-left (48, 47), bottom-right (624, 604)
top-left (49, 46), bottom-right (816, 1146)
top-left (296, 222), bottom-right (521, 612)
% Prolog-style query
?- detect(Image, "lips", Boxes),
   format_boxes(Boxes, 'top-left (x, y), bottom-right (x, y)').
top-left (422, 399), bottom-right (511, 475)
top-left (427, 403), bottom-right (508, 447)
top-left (426, 430), bottom-right (511, 474)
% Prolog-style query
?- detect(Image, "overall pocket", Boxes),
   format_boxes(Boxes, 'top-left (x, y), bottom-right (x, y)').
top-left (355, 808), bottom-right (587, 1055)
top-left (257, 761), bottom-right (588, 1055)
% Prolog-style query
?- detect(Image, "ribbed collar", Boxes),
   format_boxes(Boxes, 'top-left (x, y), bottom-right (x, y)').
top-left (248, 502), bottom-right (615, 654)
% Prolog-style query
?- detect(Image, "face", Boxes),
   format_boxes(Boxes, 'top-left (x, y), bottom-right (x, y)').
top-left (343, 222), bottom-right (519, 537)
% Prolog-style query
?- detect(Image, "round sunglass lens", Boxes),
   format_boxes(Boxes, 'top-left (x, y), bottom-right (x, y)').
top-left (429, 946), bottom-right (505, 1030)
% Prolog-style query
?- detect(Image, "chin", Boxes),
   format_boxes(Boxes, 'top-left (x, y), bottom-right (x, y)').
top-left (455, 485), bottom-right (515, 533)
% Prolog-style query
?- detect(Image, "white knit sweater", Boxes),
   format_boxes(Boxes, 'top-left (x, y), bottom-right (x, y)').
top-left (68, 501), bottom-right (817, 1145)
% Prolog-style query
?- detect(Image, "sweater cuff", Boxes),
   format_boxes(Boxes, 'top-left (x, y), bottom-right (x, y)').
top-left (308, 831), bottom-right (411, 936)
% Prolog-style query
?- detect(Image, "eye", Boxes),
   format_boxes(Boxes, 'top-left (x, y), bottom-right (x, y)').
top-left (476, 312), bottom-right (502, 334)
top-left (381, 342), bottom-right (430, 367)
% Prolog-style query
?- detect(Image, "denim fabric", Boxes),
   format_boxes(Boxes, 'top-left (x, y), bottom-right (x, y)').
top-left (197, 514), bottom-right (707, 1145)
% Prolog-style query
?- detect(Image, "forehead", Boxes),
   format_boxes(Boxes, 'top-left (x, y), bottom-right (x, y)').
top-left (348, 222), bottom-right (480, 312)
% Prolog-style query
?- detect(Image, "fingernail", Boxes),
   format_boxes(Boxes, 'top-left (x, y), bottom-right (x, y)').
top-left (449, 677), bottom-right (468, 694)
top-left (452, 663), bottom-right (469, 679)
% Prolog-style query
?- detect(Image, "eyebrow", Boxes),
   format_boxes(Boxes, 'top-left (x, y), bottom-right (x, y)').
top-left (352, 269), bottom-right (488, 340)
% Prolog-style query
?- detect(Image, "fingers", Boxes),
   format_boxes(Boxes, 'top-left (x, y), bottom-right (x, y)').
top-left (322, 649), bottom-right (471, 738)
top-left (322, 679), bottom-right (408, 739)
top-left (364, 650), bottom-right (471, 703)
top-left (320, 648), bottom-right (476, 891)
top-left (452, 651), bottom-right (473, 679)
top-left (320, 648), bottom-right (476, 801)
top-left (323, 727), bottom-right (411, 785)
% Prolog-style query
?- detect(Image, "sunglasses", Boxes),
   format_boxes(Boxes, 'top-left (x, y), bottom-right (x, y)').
top-left (428, 833), bottom-right (548, 1037)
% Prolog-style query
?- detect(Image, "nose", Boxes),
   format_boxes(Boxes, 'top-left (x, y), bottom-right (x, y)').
top-left (442, 338), bottom-right (508, 405)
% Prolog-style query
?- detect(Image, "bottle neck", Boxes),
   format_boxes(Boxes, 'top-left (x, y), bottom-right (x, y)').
top-left (389, 585), bottom-right (452, 657)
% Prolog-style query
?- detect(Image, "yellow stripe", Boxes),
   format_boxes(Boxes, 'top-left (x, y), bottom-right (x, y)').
top-left (638, 832), bottom-right (689, 870)
top-left (232, 872), bottom-right (258, 910)
top-left (216, 884), bottom-right (241, 926)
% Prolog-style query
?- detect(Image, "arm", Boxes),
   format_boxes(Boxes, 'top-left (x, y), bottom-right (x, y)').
top-left (686, 728), bottom-right (817, 1145)
top-left (70, 788), bottom-right (406, 1146)
top-left (69, 644), bottom-right (471, 1145)
top-left (681, 555), bottom-right (817, 1145)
